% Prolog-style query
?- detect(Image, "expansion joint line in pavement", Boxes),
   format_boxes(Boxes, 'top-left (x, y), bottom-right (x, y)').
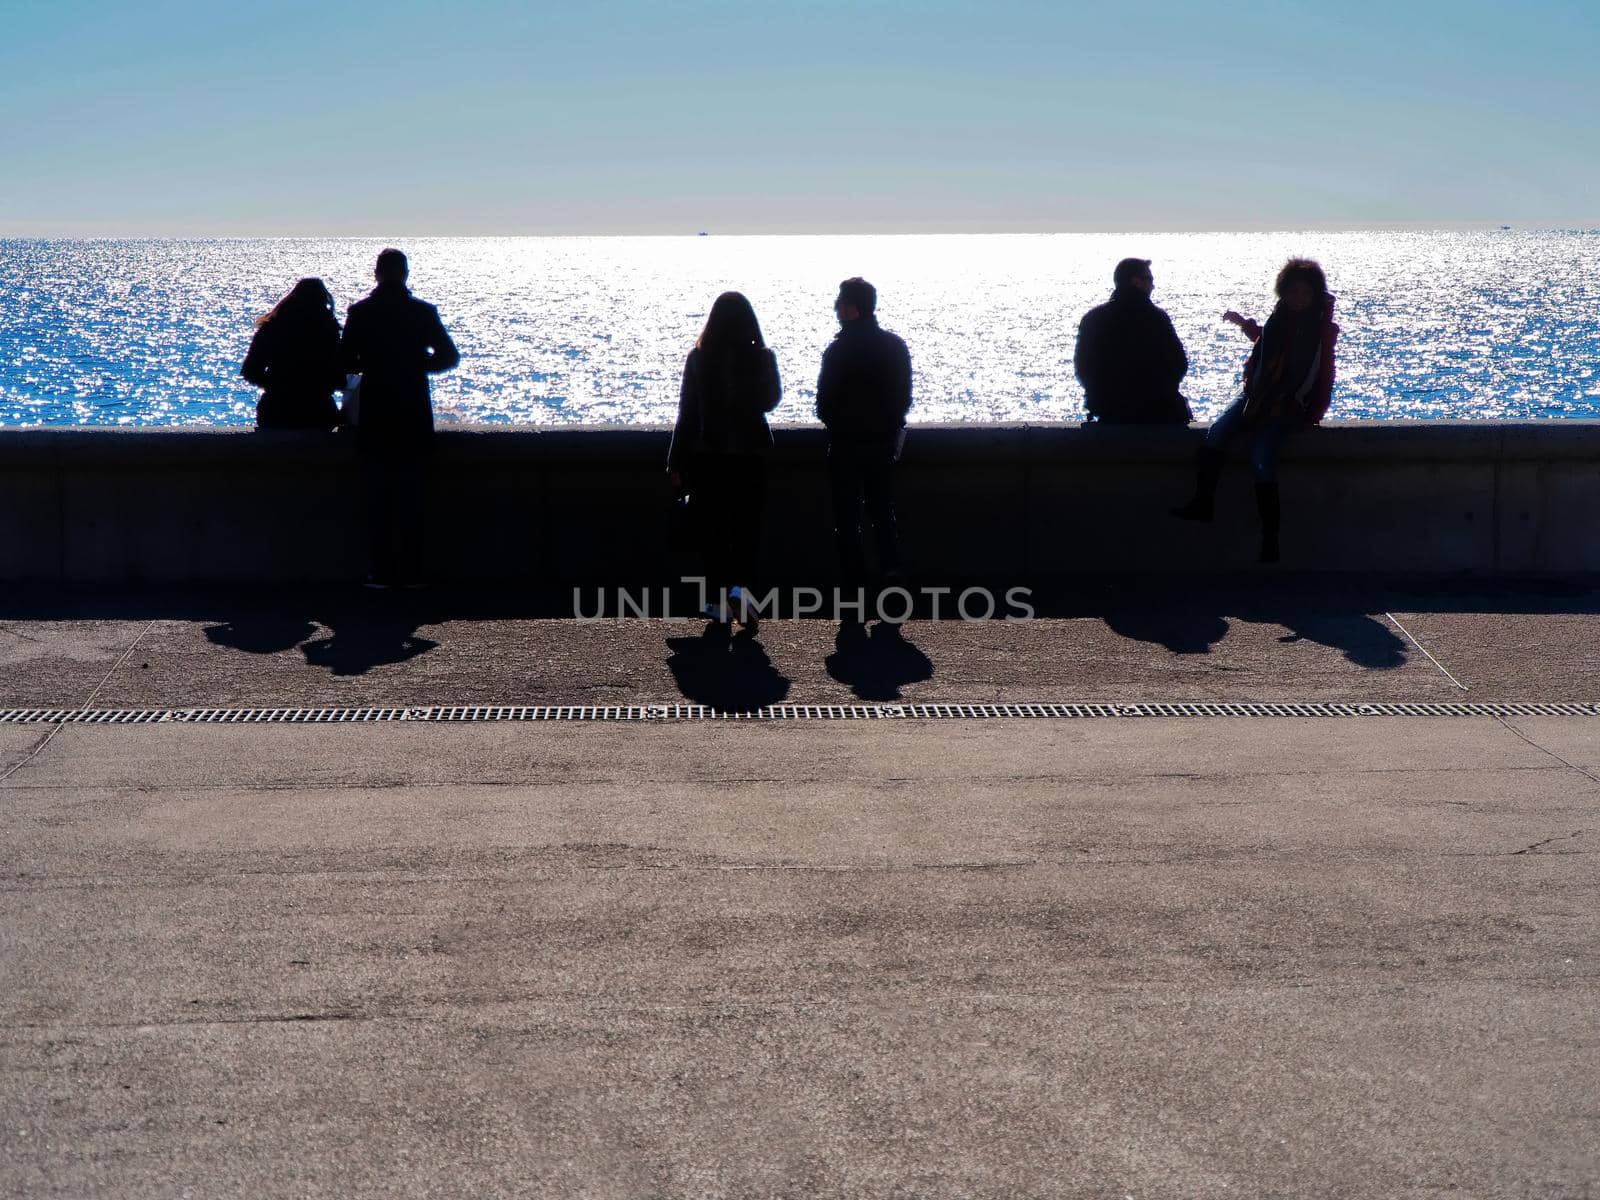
top-left (1385, 612), bottom-right (1468, 691)
top-left (0, 619), bottom-right (157, 786)
top-left (1491, 714), bottom-right (1600, 789)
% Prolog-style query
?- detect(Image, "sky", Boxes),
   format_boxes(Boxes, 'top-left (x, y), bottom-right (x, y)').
top-left (1, 0), bottom-right (1597, 235)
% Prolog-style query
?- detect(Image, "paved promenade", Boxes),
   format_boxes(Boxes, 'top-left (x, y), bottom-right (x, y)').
top-left (2, 581), bottom-right (1596, 1197)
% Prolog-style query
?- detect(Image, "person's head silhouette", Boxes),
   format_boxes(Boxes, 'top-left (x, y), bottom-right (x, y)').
top-left (834, 277), bottom-right (876, 325)
top-left (1114, 257), bottom-right (1154, 296)
top-left (375, 248), bottom-right (409, 289)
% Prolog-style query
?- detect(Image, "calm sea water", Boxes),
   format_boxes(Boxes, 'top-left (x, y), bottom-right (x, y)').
top-left (2, 232), bottom-right (1598, 427)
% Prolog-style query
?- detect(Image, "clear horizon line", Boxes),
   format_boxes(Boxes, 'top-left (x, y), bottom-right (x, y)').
top-left (3, 223), bottom-right (1596, 241)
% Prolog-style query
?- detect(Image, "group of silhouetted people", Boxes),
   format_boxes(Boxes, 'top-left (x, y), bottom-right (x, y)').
top-left (243, 249), bottom-right (459, 587)
top-left (242, 249), bottom-right (1337, 597)
top-left (665, 277), bottom-right (912, 625)
top-left (1075, 255), bottom-right (1339, 563)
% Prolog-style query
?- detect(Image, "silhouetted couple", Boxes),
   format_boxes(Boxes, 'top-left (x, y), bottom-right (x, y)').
top-left (668, 277), bottom-right (912, 627)
top-left (1076, 255), bottom-right (1340, 563)
top-left (242, 249), bottom-right (460, 587)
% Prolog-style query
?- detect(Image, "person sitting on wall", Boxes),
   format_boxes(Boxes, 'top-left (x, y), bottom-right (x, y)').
top-left (241, 278), bottom-right (344, 431)
top-left (1074, 257), bottom-right (1192, 425)
top-left (339, 248), bottom-right (460, 589)
top-left (1171, 257), bottom-right (1340, 564)
top-left (816, 277), bottom-right (913, 598)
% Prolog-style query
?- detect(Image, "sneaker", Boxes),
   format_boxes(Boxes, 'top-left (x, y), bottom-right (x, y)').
top-left (363, 575), bottom-right (393, 590)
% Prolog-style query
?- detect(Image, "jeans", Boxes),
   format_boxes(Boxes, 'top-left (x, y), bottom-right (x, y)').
top-left (828, 441), bottom-right (901, 584)
top-left (1205, 393), bottom-right (1295, 483)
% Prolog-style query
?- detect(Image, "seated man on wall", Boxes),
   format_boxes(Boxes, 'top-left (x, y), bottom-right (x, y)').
top-left (1074, 257), bottom-right (1192, 425)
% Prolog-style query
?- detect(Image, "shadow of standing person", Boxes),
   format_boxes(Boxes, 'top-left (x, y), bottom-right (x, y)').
top-left (665, 623), bottom-right (791, 712)
top-left (204, 616), bottom-right (319, 656)
top-left (1102, 609), bottom-right (1231, 656)
top-left (300, 613), bottom-right (439, 677)
top-left (825, 621), bottom-right (934, 701)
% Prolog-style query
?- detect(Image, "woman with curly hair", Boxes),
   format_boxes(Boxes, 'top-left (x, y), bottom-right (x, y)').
top-left (1172, 257), bottom-right (1340, 563)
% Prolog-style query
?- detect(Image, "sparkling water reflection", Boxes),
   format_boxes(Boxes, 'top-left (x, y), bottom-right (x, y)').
top-left (2, 232), bottom-right (1597, 426)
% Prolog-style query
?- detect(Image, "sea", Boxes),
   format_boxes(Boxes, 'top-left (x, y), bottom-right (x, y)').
top-left (2, 232), bottom-right (1598, 427)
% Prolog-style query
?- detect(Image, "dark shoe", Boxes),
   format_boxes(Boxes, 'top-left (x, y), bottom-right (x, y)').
top-left (1173, 447), bottom-right (1224, 522)
top-left (363, 575), bottom-right (393, 590)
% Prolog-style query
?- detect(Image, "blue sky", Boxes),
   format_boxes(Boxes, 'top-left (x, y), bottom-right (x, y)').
top-left (1, 0), bottom-right (1596, 234)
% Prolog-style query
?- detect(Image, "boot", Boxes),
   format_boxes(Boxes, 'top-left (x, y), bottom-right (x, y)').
top-left (1171, 448), bottom-right (1224, 522)
top-left (1255, 482), bottom-right (1281, 564)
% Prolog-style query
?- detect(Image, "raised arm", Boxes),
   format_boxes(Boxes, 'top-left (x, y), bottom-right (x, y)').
top-left (1223, 311), bottom-right (1263, 342)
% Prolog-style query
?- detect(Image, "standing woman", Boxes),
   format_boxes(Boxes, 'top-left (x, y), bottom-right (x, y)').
top-left (240, 278), bottom-right (344, 430)
top-left (667, 291), bottom-right (782, 628)
top-left (1171, 258), bottom-right (1339, 563)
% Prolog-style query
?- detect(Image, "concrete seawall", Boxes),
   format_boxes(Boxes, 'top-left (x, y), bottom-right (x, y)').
top-left (2, 422), bottom-right (1597, 583)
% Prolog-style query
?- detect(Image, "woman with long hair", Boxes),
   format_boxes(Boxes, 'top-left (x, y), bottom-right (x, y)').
top-left (240, 277), bottom-right (344, 430)
top-left (1172, 257), bottom-right (1340, 563)
top-left (667, 291), bottom-right (782, 628)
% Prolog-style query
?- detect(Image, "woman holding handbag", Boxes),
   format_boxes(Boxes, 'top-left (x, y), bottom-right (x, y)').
top-left (667, 291), bottom-right (782, 629)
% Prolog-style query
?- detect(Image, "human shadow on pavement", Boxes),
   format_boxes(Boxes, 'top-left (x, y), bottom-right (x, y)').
top-left (825, 621), bottom-right (935, 700)
top-left (300, 614), bottom-right (440, 677)
top-left (665, 623), bottom-right (791, 711)
top-left (1264, 612), bottom-right (1408, 670)
top-left (204, 617), bottom-right (319, 657)
top-left (1103, 610), bottom-right (1230, 655)
top-left (202, 602), bottom-right (439, 679)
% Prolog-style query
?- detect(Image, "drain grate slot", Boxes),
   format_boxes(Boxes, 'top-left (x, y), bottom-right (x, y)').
top-left (1, 701), bottom-right (1598, 726)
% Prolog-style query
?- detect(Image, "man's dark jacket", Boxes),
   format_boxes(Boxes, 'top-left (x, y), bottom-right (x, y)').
top-left (815, 317), bottom-right (912, 451)
top-left (340, 283), bottom-right (460, 445)
top-left (1074, 288), bottom-right (1190, 424)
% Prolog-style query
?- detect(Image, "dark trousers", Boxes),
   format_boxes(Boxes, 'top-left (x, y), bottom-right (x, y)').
top-left (692, 454), bottom-right (766, 595)
top-left (828, 442), bottom-right (901, 585)
top-left (361, 444), bottom-right (429, 582)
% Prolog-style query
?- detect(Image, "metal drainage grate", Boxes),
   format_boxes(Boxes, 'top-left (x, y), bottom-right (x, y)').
top-left (1, 701), bottom-right (1599, 726)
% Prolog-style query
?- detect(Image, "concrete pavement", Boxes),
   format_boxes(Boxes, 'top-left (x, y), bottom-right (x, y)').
top-left (1, 582), bottom-right (1597, 1196)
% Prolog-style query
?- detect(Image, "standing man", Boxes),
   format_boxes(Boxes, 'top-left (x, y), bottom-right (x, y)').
top-left (816, 276), bottom-right (913, 592)
top-left (1074, 257), bottom-right (1191, 424)
top-left (340, 248), bottom-right (460, 588)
